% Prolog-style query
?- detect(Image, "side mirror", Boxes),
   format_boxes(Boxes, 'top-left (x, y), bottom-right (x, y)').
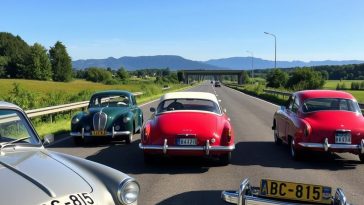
top-left (150, 107), bottom-right (156, 113)
top-left (280, 105), bottom-right (286, 110)
top-left (223, 108), bottom-right (227, 113)
top-left (43, 134), bottom-right (54, 146)
top-left (218, 99), bottom-right (222, 102)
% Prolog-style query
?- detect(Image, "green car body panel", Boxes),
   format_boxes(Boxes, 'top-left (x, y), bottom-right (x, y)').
top-left (70, 90), bottom-right (143, 144)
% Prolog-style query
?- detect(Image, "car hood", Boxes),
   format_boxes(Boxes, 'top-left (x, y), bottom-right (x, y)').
top-left (88, 106), bottom-right (129, 117)
top-left (152, 111), bottom-right (220, 145)
top-left (0, 149), bottom-right (92, 205)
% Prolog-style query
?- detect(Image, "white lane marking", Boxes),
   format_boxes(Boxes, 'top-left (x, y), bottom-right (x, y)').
top-left (224, 85), bottom-right (279, 108)
top-left (140, 98), bottom-right (160, 107)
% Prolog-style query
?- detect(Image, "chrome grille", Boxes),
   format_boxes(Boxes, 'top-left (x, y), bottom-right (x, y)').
top-left (93, 112), bottom-right (107, 131)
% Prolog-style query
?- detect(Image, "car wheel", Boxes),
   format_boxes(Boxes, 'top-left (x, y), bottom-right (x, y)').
top-left (73, 136), bottom-right (84, 146)
top-left (359, 154), bottom-right (364, 163)
top-left (274, 127), bottom-right (282, 145)
top-left (289, 138), bottom-right (302, 160)
top-left (219, 152), bottom-right (231, 165)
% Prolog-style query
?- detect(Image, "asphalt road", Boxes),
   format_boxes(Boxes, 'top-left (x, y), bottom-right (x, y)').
top-left (49, 82), bottom-right (364, 205)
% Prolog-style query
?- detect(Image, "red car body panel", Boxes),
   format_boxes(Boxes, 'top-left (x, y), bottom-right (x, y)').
top-left (141, 111), bottom-right (234, 156)
top-left (273, 90), bottom-right (364, 155)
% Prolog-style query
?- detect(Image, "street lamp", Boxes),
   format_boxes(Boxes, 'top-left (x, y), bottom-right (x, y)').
top-left (264, 32), bottom-right (277, 69)
top-left (246, 50), bottom-right (254, 79)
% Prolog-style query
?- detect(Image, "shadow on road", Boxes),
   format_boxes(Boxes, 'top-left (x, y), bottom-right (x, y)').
top-left (231, 141), bottom-right (361, 170)
top-left (156, 190), bottom-right (223, 205)
top-left (84, 139), bottom-right (220, 175)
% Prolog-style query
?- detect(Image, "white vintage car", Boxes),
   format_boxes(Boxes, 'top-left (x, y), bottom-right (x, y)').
top-left (0, 101), bottom-right (139, 205)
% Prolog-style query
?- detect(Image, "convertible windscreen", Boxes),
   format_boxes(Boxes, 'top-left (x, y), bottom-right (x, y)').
top-left (89, 95), bottom-right (130, 108)
top-left (157, 99), bottom-right (221, 114)
top-left (0, 109), bottom-right (39, 145)
top-left (302, 98), bottom-right (361, 113)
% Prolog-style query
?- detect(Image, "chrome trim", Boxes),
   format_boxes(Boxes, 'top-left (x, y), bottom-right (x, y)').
top-left (205, 140), bottom-right (210, 155)
top-left (221, 178), bottom-right (351, 205)
top-left (117, 177), bottom-right (140, 205)
top-left (163, 139), bottom-right (168, 154)
top-left (70, 127), bottom-right (131, 137)
top-left (336, 129), bottom-right (351, 132)
top-left (93, 111), bottom-right (107, 131)
top-left (299, 137), bottom-right (364, 153)
top-left (139, 143), bottom-right (235, 153)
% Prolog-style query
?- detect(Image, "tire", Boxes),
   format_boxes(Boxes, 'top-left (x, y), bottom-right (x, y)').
top-left (219, 152), bottom-right (231, 165)
top-left (274, 126), bottom-right (282, 145)
top-left (289, 138), bottom-right (302, 161)
top-left (73, 136), bottom-right (84, 146)
top-left (359, 154), bottom-right (364, 163)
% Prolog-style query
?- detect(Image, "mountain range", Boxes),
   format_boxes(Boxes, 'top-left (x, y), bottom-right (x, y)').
top-left (72, 55), bottom-right (364, 70)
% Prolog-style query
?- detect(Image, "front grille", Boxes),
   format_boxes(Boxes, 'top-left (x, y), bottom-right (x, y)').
top-left (93, 112), bottom-right (107, 131)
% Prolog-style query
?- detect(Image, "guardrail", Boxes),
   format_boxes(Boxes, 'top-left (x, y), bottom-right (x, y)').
top-left (24, 92), bottom-right (144, 120)
top-left (263, 89), bottom-right (364, 109)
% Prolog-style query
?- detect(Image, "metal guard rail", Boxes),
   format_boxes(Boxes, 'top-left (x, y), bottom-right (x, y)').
top-left (24, 92), bottom-right (144, 118)
top-left (263, 89), bottom-right (364, 109)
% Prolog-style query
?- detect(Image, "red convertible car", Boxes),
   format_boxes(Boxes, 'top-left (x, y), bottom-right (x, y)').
top-left (273, 90), bottom-right (364, 161)
top-left (139, 92), bottom-right (235, 164)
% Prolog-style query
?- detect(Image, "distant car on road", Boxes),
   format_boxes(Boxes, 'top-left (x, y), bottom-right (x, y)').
top-left (214, 81), bottom-right (221, 87)
top-left (273, 90), bottom-right (364, 161)
top-left (70, 90), bottom-right (143, 145)
top-left (222, 177), bottom-right (351, 205)
top-left (0, 101), bottom-right (140, 205)
top-left (139, 92), bottom-right (235, 165)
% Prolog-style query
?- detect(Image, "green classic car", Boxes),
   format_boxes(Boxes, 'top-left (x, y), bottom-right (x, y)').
top-left (70, 90), bottom-right (143, 145)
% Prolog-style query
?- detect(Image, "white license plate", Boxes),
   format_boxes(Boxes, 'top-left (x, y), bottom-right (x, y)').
top-left (42, 193), bottom-right (95, 205)
top-left (177, 138), bottom-right (197, 145)
top-left (335, 132), bottom-right (351, 144)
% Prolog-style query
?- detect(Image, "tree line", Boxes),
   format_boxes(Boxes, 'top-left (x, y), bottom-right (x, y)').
top-left (0, 32), bottom-right (73, 82)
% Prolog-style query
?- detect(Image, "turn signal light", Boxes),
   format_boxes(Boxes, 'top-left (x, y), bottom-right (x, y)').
top-left (143, 124), bottom-right (151, 142)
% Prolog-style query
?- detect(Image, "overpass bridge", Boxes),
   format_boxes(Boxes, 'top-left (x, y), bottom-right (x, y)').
top-left (180, 70), bottom-right (247, 84)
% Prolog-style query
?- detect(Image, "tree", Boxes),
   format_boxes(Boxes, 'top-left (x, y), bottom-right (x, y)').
top-left (27, 43), bottom-right (52, 80)
top-left (0, 56), bottom-right (8, 77)
top-left (177, 71), bottom-right (184, 82)
top-left (0, 32), bottom-right (31, 78)
top-left (266, 69), bottom-right (288, 88)
top-left (241, 71), bottom-right (250, 84)
top-left (49, 41), bottom-right (72, 82)
top-left (285, 68), bottom-right (325, 90)
top-left (85, 67), bottom-right (112, 83)
top-left (116, 67), bottom-right (129, 80)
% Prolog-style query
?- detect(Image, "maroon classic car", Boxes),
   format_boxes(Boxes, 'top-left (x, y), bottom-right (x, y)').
top-left (139, 92), bottom-right (235, 165)
top-left (273, 90), bottom-right (364, 161)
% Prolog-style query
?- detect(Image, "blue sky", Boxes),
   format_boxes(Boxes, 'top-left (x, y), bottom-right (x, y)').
top-left (1, 0), bottom-right (363, 61)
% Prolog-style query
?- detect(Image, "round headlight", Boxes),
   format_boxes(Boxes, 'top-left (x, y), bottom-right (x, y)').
top-left (123, 117), bottom-right (131, 123)
top-left (115, 125), bottom-right (121, 131)
top-left (71, 117), bottom-right (80, 124)
top-left (118, 179), bottom-right (140, 204)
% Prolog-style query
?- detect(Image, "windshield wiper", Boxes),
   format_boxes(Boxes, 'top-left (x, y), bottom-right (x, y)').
top-left (0, 137), bottom-right (30, 151)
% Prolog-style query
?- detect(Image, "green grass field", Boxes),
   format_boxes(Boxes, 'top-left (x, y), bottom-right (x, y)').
top-left (323, 80), bottom-right (363, 89)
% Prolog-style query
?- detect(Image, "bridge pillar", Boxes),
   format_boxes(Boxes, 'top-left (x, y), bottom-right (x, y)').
top-left (184, 74), bottom-right (189, 84)
top-left (238, 74), bottom-right (243, 85)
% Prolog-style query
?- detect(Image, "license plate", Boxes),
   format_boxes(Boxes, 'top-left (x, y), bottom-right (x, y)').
top-left (176, 138), bottom-right (197, 145)
top-left (42, 193), bottom-right (95, 205)
top-left (260, 179), bottom-right (332, 204)
top-left (92, 130), bottom-right (106, 136)
top-left (335, 132), bottom-right (351, 144)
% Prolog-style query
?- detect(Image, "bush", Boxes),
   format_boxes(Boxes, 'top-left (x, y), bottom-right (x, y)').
top-left (266, 69), bottom-right (288, 88)
top-left (85, 67), bottom-right (113, 83)
top-left (285, 68), bottom-right (325, 91)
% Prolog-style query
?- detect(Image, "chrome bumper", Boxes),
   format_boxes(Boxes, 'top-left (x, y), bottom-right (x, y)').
top-left (299, 138), bottom-right (364, 153)
top-left (139, 139), bottom-right (235, 155)
top-left (221, 178), bottom-right (350, 205)
top-left (70, 127), bottom-right (131, 138)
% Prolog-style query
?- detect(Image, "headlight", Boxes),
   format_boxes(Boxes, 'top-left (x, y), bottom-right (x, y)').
top-left (118, 178), bottom-right (140, 204)
top-left (71, 117), bottom-right (80, 124)
top-left (123, 117), bottom-right (131, 123)
top-left (115, 125), bottom-right (121, 131)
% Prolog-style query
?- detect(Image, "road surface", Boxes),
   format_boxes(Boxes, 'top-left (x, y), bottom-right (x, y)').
top-left (50, 82), bottom-right (364, 204)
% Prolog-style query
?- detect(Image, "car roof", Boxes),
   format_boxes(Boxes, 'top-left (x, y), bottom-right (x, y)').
top-left (0, 101), bottom-right (21, 109)
top-left (160, 92), bottom-right (219, 104)
top-left (296, 90), bottom-right (356, 101)
top-left (91, 90), bottom-right (132, 97)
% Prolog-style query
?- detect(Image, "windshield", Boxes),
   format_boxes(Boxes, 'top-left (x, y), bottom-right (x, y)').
top-left (89, 95), bottom-right (130, 108)
top-left (0, 109), bottom-right (40, 145)
top-left (302, 98), bottom-right (361, 113)
top-left (157, 99), bottom-right (221, 114)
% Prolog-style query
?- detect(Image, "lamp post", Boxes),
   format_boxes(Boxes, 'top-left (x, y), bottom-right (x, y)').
top-left (264, 32), bottom-right (277, 69)
top-left (246, 50), bottom-right (254, 79)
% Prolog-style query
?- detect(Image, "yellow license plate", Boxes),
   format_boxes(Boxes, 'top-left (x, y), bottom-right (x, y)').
top-left (91, 131), bottom-right (106, 136)
top-left (260, 179), bottom-right (332, 204)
